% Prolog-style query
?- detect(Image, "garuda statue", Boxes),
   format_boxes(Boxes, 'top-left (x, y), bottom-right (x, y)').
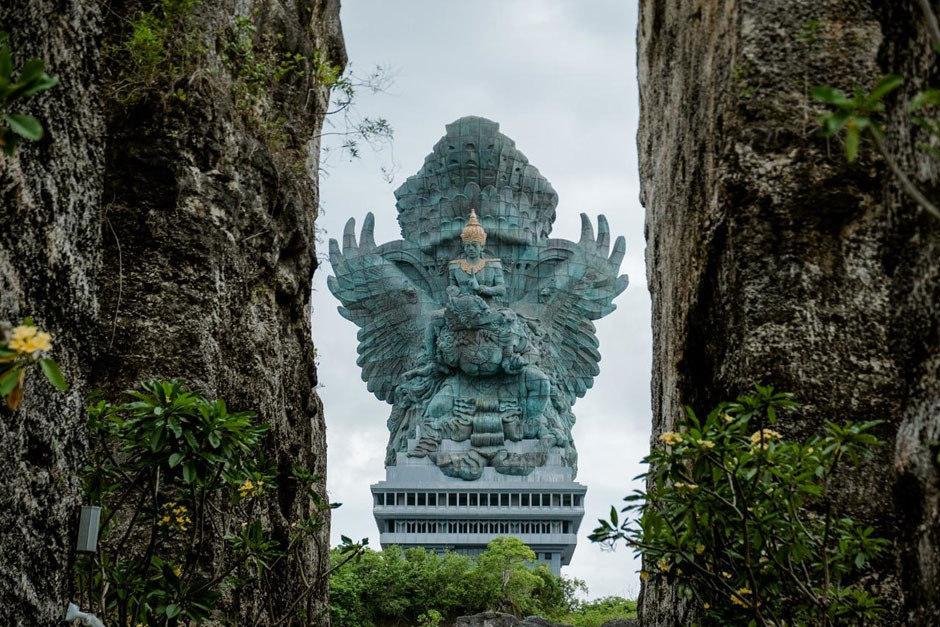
top-left (328, 117), bottom-right (627, 481)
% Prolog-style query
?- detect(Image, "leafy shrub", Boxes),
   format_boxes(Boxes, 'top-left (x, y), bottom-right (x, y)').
top-left (0, 32), bottom-right (58, 155)
top-left (551, 596), bottom-right (638, 627)
top-left (591, 385), bottom-right (888, 626)
top-left (329, 538), bottom-right (587, 626)
top-left (75, 380), bottom-right (362, 625)
top-left (0, 318), bottom-right (67, 409)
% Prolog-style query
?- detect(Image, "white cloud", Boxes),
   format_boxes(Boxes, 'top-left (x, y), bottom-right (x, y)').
top-left (314, 0), bottom-right (648, 600)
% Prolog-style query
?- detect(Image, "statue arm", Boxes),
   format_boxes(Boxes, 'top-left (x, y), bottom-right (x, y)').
top-left (478, 262), bottom-right (506, 297)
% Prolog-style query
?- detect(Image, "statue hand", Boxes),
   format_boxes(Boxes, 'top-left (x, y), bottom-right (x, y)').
top-left (469, 277), bottom-right (481, 293)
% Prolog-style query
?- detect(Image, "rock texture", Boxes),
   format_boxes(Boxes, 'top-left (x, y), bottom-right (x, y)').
top-left (639, 0), bottom-right (938, 625)
top-left (0, 0), bottom-right (344, 624)
top-left (455, 612), bottom-right (571, 627)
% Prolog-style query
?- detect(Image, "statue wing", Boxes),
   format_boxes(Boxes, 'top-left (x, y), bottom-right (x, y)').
top-left (327, 213), bottom-right (436, 404)
top-left (536, 214), bottom-right (629, 408)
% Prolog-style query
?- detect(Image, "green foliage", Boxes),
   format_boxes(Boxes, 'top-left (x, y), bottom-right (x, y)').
top-left (814, 75), bottom-right (903, 163)
top-left (474, 537), bottom-right (543, 615)
top-left (76, 380), bottom-right (356, 625)
top-left (0, 32), bottom-right (58, 155)
top-left (591, 384), bottom-right (888, 626)
top-left (0, 318), bottom-right (66, 410)
top-left (910, 87), bottom-right (940, 159)
top-left (329, 538), bottom-right (591, 626)
top-left (810, 5), bottom-right (940, 221)
top-left (551, 596), bottom-right (638, 627)
top-left (417, 608), bottom-right (443, 627)
top-left (108, 0), bottom-right (203, 102)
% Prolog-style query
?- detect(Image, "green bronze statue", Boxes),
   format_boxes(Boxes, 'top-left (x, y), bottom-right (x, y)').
top-left (329, 116), bottom-right (628, 480)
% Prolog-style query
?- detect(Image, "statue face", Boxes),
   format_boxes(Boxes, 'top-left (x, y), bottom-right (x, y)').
top-left (463, 242), bottom-right (482, 260)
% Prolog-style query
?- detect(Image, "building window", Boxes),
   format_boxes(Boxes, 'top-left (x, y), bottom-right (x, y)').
top-left (500, 493), bottom-right (509, 506)
top-left (563, 494), bottom-right (571, 507)
top-left (407, 493), bottom-right (416, 506)
top-left (542, 493), bottom-right (551, 507)
top-left (521, 493), bottom-right (530, 506)
top-left (397, 492), bottom-right (405, 505)
top-left (418, 493), bottom-right (426, 506)
top-left (459, 493), bottom-right (468, 506)
top-left (511, 493), bottom-right (520, 506)
top-left (563, 521), bottom-right (570, 533)
top-left (428, 493), bottom-right (437, 506)
top-left (375, 493), bottom-right (384, 506)
top-left (552, 494), bottom-right (561, 507)
top-left (449, 493), bottom-right (457, 506)
top-left (469, 493), bottom-right (478, 506)
top-left (573, 495), bottom-right (581, 506)
top-left (387, 520), bottom-right (395, 532)
top-left (532, 493), bottom-right (540, 506)
top-left (544, 552), bottom-right (552, 561)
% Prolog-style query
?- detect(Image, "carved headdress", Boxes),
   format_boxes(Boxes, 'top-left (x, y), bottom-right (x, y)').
top-left (460, 209), bottom-right (487, 245)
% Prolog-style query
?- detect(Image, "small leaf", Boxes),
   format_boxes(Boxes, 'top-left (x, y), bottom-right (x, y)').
top-left (0, 366), bottom-right (22, 396)
top-left (812, 86), bottom-right (849, 106)
top-left (845, 125), bottom-right (861, 163)
top-left (20, 74), bottom-right (57, 98)
top-left (866, 74), bottom-right (903, 104)
top-left (17, 57), bottom-right (45, 84)
top-left (182, 460), bottom-right (196, 483)
top-left (166, 603), bottom-right (182, 618)
top-left (169, 452), bottom-right (184, 467)
top-left (0, 43), bottom-right (11, 81)
top-left (910, 88), bottom-right (940, 112)
top-left (39, 358), bottom-right (67, 391)
top-left (150, 427), bottom-right (166, 452)
top-left (5, 113), bottom-right (43, 140)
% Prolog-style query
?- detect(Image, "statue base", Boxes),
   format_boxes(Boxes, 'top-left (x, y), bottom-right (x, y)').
top-left (371, 438), bottom-right (586, 575)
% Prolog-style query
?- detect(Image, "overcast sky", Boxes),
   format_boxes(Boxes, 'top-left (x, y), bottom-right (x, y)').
top-left (313, 0), bottom-right (649, 600)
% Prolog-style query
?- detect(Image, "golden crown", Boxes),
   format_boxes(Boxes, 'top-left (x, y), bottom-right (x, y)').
top-left (460, 209), bottom-right (487, 245)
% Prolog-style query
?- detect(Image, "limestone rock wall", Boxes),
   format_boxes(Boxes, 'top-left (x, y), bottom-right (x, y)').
top-left (0, 1), bottom-right (105, 623)
top-left (0, 0), bottom-right (343, 624)
top-left (639, 0), bottom-right (939, 624)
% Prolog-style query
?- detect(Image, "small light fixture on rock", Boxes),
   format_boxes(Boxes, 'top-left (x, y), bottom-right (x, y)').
top-left (76, 505), bottom-right (101, 553)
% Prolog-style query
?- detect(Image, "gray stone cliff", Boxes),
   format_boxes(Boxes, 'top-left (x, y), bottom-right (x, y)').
top-left (639, 0), bottom-right (938, 624)
top-left (0, 0), bottom-right (344, 624)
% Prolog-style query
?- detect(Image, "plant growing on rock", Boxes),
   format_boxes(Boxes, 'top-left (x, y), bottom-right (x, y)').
top-left (812, 1), bottom-right (940, 221)
top-left (591, 385), bottom-right (888, 626)
top-left (75, 379), bottom-right (365, 625)
top-left (0, 318), bottom-right (67, 409)
top-left (0, 31), bottom-right (58, 155)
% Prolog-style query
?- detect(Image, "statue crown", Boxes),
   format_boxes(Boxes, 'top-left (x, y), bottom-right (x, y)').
top-left (461, 209), bottom-right (487, 245)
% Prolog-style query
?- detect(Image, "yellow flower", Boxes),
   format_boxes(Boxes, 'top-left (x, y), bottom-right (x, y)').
top-left (721, 412), bottom-right (734, 423)
top-left (721, 571), bottom-right (732, 579)
top-left (698, 439), bottom-right (715, 450)
top-left (703, 602), bottom-right (710, 609)
top-left (172, 566), bottom-right (182, 577)
top-left (11, 325), bottom-right (37, 342)
top-left (730, 587), bottom-right (752, 607)
top-left (750, 429), bottom-right (782, 449)
top-left (659, 431), bottom-right (682, 446)
top-left (640, 571), bottom-right (649, 581)
top-left (658, 559), bottom-right (669, 572)
top-left (695, 544), bottom-right (705, 554)
top-left (9, 327), bottom-right (52, 356)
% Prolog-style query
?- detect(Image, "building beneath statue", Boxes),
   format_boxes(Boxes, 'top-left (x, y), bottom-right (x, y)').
top-left (329, 116), bottom-right (627, 576)
top-left (372, 439), bottom-right (586, 575)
